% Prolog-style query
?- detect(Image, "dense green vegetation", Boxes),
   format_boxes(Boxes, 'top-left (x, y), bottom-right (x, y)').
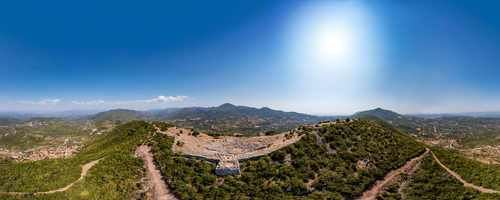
top-left (151, 119), bottom-right (425, 199)
top-left (376, 183), bottom-right (402, 200)
top-left (0, 158), bottom-right (81, 193)
top-left (405, 154), bottom-right (500, 200)
top-left (0, 120), bottom-right (154, 199)
top-left (3, 115), bottom-right (499, 199)
top-left (432, 147), bottom-right (500, 191)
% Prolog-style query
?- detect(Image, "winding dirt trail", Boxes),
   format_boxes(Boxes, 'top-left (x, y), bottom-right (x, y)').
top-left (356, 149), bottom-right (429, 200)
top-left (36, 158), bottom-right (103, 194)
top-left (429, 150), bottom-right (499, 193)
top-left (449, 140), bottom-right (482, 152)
top-left (136, 145), bottom-right (178, 200)
top-left (5, 158), bottom-right (103, 195)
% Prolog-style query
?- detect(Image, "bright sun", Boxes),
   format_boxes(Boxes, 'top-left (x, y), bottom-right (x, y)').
top-left (287, 1), bottom-right (380, 72)
top-left (316, 30), bottom-right (351, 61)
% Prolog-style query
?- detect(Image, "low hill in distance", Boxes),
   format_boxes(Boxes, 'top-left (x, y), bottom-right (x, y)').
top-left (352, 108), bottom-right (402, 121)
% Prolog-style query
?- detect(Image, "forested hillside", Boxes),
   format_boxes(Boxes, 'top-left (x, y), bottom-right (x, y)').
top-left (404, 154), bottom-right (500, 200)
top-left (352, 108), bottom-right (421, 137)
top-left (0, 120), bottom-right (155, 199)
top-left (431, 147), bottom-right (500, 191)
top-left (150, 119), bottom-right (425, 199)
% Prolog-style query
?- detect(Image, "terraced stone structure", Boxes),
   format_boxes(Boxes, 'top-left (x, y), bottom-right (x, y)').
top-left (160, 124), bottom-right (327, 176)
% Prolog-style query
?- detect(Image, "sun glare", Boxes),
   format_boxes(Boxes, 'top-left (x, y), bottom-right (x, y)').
top-left (315, 29), bottom-right (352, 62)
top-left (287, 1), bottom-right (381, 73)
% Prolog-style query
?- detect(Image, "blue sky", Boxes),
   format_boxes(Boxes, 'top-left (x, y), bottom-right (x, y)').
top-left (1, 0), bottom-right (500, 115)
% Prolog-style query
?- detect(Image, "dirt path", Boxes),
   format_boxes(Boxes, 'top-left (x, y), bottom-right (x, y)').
top-left (36, 158), bottom-right (103, 194)
top-left (356, 149), bottom-right (429, 200)
top-left (429, 150), bottom-right (499, 193)
top-left (4, 158), bottom-right (102, 195)
top-left (449, 140), bottom-right (482, 152)
top-left (137, 145), bottom-right (178, 200)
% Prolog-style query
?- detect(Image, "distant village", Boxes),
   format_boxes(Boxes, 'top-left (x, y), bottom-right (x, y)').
top-left (0, 145), bottom-right (84, 162)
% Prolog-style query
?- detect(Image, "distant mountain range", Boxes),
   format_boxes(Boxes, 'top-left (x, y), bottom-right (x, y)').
top-left (146, 103), bottom-right (335, 134)
top-left (3, 104), bottom-right (500, 138)
top-left (1, 103), bottom-right (337, 135)
top-left (68, 103), bottom-right (333, 135)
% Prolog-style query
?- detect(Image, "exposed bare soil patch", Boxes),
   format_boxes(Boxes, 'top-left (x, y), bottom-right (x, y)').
top-left (136, 145), bottom-right (178, 200)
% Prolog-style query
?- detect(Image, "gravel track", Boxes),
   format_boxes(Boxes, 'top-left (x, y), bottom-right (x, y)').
top-left (356, 149), bottom-right (429, 200)
top-left (137, 145), bottom-right (178, 200)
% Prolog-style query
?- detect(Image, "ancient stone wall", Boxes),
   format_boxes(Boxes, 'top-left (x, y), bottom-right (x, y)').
top-left (170, 125), bottom-right (323, 176)
top-left (215, 155), bottom-right (240, 176)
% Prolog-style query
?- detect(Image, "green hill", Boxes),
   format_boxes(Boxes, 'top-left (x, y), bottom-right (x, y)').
top-left (88, 109), bottom-right (146, 123)
top-left (0, 120), bottom-right (155, 199)
top-left (352, 108), bottom-right (420, 136)
top-left (3, 119), bottom-right (498, 199)
top-left (352, 108), bottom-right (402, 121)
top-left (151, 119), bottom-right (426, 199)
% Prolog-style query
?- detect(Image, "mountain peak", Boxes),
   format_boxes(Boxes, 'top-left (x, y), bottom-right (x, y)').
top-left (218, 103), bottom-right (236, 109)
top-left (353, 108), bottom-right (402, 121)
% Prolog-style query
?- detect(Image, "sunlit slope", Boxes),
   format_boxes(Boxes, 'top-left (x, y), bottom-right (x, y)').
top-left (0, 120), bottom-right (157, 199)
top-left (151, 119), bottom-right (425, 199)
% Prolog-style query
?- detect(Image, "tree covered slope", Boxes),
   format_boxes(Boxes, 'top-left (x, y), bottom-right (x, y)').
top-left (0, 120), bottom-right (156, 199)
top-left (151, 119), bottom-right (425, 199)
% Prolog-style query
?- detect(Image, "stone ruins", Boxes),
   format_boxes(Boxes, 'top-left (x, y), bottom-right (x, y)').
top-left (215, 154), bottom-right (240, 176)
top-left (166, 125), bottom-right (324, 176)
